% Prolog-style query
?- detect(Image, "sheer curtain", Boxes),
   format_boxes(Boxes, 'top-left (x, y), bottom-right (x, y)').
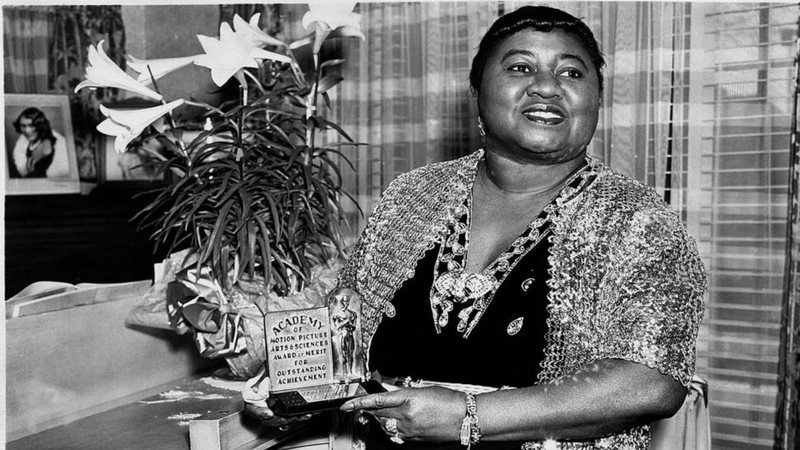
top-left (670, 4), bottom-right (795, 449)
top-left (325, 2), bottom-right (500, 235)
top-left (3, 7), bottom-right (53, 93)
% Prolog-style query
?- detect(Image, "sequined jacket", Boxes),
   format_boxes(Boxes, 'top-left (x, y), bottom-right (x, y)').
top-left (337, 151), bottom-right (706, 450)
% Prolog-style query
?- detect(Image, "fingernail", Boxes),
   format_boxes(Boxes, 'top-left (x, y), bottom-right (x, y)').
top-left (340, 402), bottom-right (354, 411)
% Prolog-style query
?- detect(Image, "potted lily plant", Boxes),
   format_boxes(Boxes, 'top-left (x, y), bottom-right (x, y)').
top-left (76, 2), bottom-right (364, 378)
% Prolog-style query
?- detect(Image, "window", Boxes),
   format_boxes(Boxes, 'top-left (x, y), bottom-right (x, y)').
top-left (666, 3), bottom-right (796, 448)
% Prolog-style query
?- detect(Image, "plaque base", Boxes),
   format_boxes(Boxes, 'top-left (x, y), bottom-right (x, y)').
top-left (268, 379), bottom-right (386, 416)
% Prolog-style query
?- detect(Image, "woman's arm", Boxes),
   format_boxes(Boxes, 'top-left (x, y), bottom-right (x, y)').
top-left (341, 358), bottom-right (686, 443)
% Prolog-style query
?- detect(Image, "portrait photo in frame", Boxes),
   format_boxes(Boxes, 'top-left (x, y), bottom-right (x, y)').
top-left (4, 94), bottom-right (80, 195)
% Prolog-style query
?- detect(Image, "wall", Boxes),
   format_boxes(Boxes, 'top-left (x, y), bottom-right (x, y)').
top-left (122, 5), bottom-right (223, 110)
top-left (5, 186), bottom-right (163, 297)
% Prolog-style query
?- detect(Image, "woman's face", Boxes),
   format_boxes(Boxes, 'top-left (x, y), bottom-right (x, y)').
top-left (478, 28), bottom-right (600, 164)
top-left (19, 117), bottom-right (38, 141)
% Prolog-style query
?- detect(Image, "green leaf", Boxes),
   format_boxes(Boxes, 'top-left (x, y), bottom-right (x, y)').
top-left (320, 59), bottom-right (345, 70)
top-left (253, 214), bottom-right (273, 289)
top-left (200, 200), bottom-right (234, 267)
top-left (317, 75), bottom-right (343, 94)
top-left (317, 117), bottom-right (354, 142)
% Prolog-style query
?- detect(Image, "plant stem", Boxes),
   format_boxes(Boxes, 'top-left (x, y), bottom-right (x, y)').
top-left (286, 47), bottom-right (307, 88)
top-left (148, 65), bottom-right (188, 159)
top-left (238, 74), bottom-right (247, 148)
top-left (306, 52), bottom-right (321, 164)
top-left (184, 100), bottom-right (225, 116)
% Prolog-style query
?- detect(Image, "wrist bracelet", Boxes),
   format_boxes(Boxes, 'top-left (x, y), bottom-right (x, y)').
top-left (459, 393), bottom-right (481, 448)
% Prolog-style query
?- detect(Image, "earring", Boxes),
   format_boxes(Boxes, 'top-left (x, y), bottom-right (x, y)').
top-left (477, 116), bottom-right (486, 137)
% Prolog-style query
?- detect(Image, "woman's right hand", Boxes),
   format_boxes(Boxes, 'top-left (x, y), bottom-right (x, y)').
top-left (241, 366), bottom-right (313, 426)
top-left (242, 365), bottom-right (277, 420)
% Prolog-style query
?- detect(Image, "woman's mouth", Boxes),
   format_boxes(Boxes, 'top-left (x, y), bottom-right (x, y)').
top-left (523, 105), bottom-right (566, 125)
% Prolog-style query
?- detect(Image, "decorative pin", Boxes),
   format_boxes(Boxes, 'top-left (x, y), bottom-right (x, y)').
top-left (507, 317), bottom-right (524, 336)
top-left (521, 278), bottom-right (535, 292)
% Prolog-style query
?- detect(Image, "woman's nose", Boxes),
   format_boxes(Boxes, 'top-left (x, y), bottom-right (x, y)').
top-left (525, 72), bottom-right (561, 98)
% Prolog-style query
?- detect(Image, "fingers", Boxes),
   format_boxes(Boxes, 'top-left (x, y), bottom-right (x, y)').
top-left (244, 402), bottom-right (276, 421)
top-left (242, 367), bottom-right (271, 406)
top-left (243, 403), bottom-right (315, 427)
top-left (340, 390), bottom-right (406, 412)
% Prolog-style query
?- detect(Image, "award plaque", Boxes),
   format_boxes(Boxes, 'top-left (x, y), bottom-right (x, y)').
top-left (265, 306), bottom-right (334, 391)
top-left (265, 287), bottom-right (376, 416)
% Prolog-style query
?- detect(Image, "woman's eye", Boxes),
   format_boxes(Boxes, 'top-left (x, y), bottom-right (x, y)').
top-left (508, 64), bottom-right (532, 73)
top-left (559, 68), bottom-right (583, 78)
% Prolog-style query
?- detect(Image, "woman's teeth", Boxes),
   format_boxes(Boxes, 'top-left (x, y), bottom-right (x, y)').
top-left (524, 110), bottom-right (565, 125)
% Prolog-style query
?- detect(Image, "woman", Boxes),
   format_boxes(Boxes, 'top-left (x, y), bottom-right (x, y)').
top-left (246, 6), bottom-right (705, 449)
top-left (11, 107), bottom-right (69, 178)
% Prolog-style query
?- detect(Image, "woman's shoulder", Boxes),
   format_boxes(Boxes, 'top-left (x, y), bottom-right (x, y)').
top-left (587, 160), bottom-right (676, 217)
top-left (566, 160), bottom-right (694, 244)
top-left (385, 151), bottom-right (479, 192)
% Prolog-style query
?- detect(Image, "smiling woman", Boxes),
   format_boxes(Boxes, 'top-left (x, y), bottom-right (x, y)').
top-left (244, 5), bottom-right (706, 450)
top-left (477, 29), bottom-right (600, 165)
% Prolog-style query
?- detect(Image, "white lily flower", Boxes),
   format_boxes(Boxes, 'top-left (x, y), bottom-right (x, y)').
top-left (128, 54), bottom-right (201, 86)
top-left (301, 1), bottom-right (364, 54)
top-left (74, 40), bottom-right (163, 101)
top-left (302, 1), bottom-right (362, 32)
top-left (97, 99), bottom-right (185, 154)
top-left (233, 13), bottom-right (285, 48)
top-left (195, 21), bottom-right (291, 87)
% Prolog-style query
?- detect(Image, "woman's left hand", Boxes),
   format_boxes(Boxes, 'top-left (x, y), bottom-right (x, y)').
top-left (341, 386), bottom-right (465, 443)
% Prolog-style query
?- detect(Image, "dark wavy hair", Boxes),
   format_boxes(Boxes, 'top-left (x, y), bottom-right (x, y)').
top-left (469, 6), bottom-right (605, 96)
top-left (13, 107), bottom-right (56, 146)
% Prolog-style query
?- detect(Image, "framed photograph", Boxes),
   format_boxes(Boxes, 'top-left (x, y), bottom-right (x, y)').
top-left (4, 94), bottom-right (80, 195)
top-left (100, 134), bottom-right (166, 183)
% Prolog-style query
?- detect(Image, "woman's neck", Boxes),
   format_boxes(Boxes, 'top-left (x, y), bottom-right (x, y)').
top-left (480, 149), bottom-right (587, 199)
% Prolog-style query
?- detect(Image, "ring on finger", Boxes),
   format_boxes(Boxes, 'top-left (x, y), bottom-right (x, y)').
top-left (384, 418), bottom-right (399, 434)
top-left (383, 418), bottom-right (404, 444)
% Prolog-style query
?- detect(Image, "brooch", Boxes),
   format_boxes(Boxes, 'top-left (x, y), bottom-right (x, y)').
top-left (507, 317), bottom-right (524, 336)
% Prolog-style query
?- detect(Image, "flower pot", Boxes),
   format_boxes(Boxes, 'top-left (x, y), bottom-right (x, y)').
top-left (222, 313), bottom-right (266, 379)
top-left (126, 251), bottom-right (344, 380)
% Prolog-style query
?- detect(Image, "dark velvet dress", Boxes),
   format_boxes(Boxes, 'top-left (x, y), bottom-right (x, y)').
top-left (369, 238), bottom-right (552, 387)
top-left (365, 227), bottom-right (554, 450)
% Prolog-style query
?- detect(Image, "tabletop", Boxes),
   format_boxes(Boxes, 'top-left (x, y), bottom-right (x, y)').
top-left (7, 374), bottom-right (330, 450)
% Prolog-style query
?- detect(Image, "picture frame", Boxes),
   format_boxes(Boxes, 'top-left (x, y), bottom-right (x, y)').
top-left (100, 134), bottom-right (166, 184)
top-left (4, 94), bottom-right (80, 195)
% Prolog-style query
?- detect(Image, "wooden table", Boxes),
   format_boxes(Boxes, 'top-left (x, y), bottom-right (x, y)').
top-left (7, 375), bottom-right (331, 450)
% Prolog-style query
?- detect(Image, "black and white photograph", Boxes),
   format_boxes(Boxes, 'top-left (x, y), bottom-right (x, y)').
top-left (4, 94), bottom-right (80, 194)
top-left (3, 2), bottom-right (800, 450)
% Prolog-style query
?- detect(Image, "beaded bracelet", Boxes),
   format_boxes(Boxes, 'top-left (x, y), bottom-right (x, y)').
top-left (459, 393), bottom-right (481, 449)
